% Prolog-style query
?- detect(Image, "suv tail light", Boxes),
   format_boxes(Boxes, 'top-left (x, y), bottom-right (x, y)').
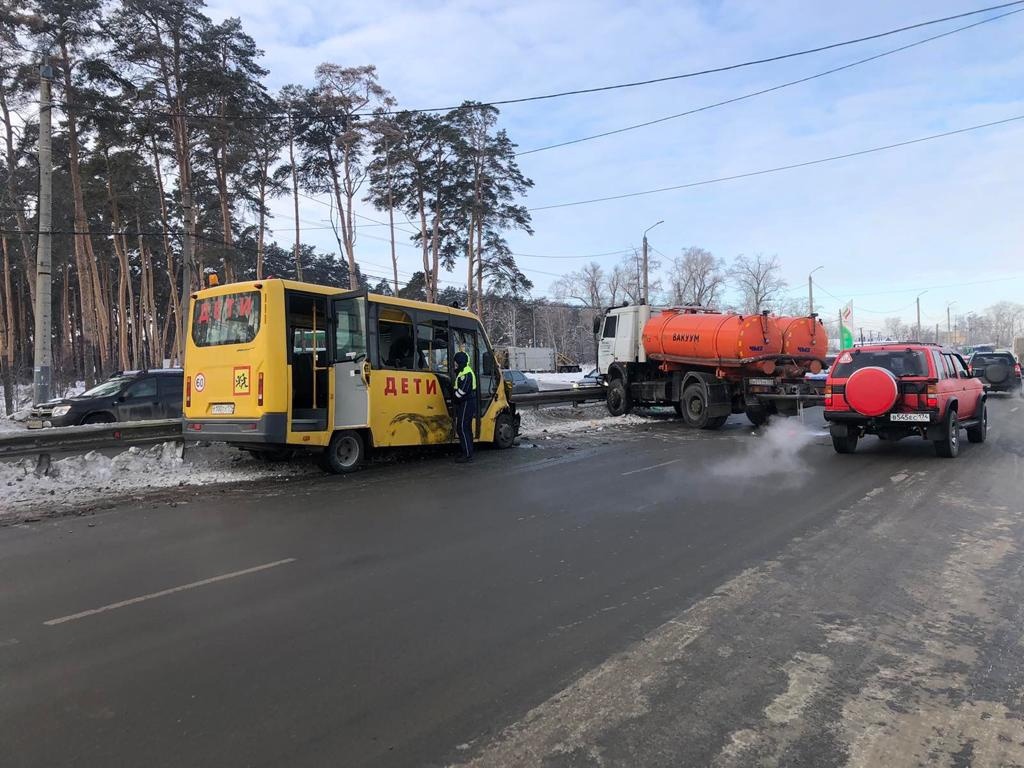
top-left (1016, 363), bottom-right (1022, 377)
top-left (186, 376), bottom-right (192, 408)
top-left (824, 383), bottom-right (832, 408)
top-left (926, 383), bottom-right (938, 409)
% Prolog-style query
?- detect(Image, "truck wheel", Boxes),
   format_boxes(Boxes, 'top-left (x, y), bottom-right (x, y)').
top-left (745, 406), bottom-right (769, 427)
top-left (321, 430), bottom-right (366, 474)
top-left (705, 415), bottom-right (729, 430)
top-left (966, 403), bottom-right (987, 444)
top-left (607, 379), bottom-right (632, 416)
top-left (493, 412), bottom-right (516, 449)
top-left (831, 427), bottom-right (859, 454)
top-left (682, 383), bottom-right (712, 429)
top-left (934, 410), bottom-right (960, 458)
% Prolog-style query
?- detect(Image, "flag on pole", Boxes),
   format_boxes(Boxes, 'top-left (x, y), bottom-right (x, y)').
top-left (840, 301), bottom-right (855, 349)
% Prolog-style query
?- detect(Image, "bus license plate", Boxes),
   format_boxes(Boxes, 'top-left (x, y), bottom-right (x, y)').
top-left (890, 413), bottom-right (929, 422)
top-left (211, 403), bottom-right (235, 415)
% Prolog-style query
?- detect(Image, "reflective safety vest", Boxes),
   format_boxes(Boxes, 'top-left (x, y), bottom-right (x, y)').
top-left (456, 364), bottom-right (477, 396)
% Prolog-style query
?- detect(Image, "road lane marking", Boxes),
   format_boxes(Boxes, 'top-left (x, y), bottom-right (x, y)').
top-left (43, 558), bottom-right (297, 627)
top-left (621, 459), bottom-right (681, 476)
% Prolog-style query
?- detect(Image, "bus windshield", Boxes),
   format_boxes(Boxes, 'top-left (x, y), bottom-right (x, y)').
top-left (192, 291), bottom-right (261, 347)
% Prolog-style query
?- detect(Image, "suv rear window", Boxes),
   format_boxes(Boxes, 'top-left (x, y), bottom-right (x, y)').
top-left (970, 353), bottom-right (1015, 366)
top-left (192, 291), bottom-right (261, 347)
top-left (832, 349), bottom-right (929, 378)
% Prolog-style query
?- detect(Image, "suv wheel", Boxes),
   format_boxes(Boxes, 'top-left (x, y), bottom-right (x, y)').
top-left (934, 410), bottom-right (960, 458)
top-left (831, 427), bottom-right (859, 454)
top-left (966, 403), bottom-right (987, 444)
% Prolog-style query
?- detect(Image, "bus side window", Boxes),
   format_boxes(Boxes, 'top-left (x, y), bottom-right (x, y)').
top-left (378, 308), bottom-right (415, 370)
top-left (416, 318), bottom-right (449, 372)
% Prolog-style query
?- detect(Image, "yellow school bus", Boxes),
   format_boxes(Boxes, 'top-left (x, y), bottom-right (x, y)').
top-left (182, 279), bottom-right (518, 472)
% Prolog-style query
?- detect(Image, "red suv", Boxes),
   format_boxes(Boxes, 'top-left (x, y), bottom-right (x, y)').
top-left (823, 343), bottom-right (986, 458)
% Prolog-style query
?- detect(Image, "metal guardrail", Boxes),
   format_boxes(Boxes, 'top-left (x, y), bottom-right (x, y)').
top-left (0, 419), bottom-right (182, 461)
top-left (511, 387), bottom-right (606, 407)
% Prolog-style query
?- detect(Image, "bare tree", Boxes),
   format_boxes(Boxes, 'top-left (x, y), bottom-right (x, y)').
top-left (731, 253), bottom-right (787, 314)
top-left (670, 247), bottom-right (726, 308)
top-left (553, 261), bottom-right (606, 308)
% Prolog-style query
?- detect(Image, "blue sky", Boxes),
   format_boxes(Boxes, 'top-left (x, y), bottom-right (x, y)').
top-left (205, 0), bottom-right (1024, 333)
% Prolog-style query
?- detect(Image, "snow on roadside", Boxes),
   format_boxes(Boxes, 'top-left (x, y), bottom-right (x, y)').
top-left (518, 403), bottom-right (655, 437)
top-left (1, 441), bottom-right (314, 521)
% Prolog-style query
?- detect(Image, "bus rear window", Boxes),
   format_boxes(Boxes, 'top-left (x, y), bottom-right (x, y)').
top-left (192, 291), bottom-right (261, 347)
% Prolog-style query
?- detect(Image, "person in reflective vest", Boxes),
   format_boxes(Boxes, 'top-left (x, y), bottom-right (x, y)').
top-left (453, 351), bottom-right (477, 463)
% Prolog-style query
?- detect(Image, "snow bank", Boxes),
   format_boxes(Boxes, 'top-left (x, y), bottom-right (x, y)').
top-left (518, 403), bottom-right (655, 437)
top-left (1, 441), bottom-right (314, 521)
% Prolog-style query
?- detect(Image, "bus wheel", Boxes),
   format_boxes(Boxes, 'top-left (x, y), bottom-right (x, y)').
top-left (493, 413), bottom-right (516, 449)
top-left (322, 430), bottom-right (365, 474)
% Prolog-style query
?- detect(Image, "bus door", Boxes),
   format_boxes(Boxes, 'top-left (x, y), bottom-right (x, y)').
top-left (287, 292), bottom-right (329, 432)
top-left (450, 321), bottom-right (500, 438)
top-left (331, 294), bottom-right (369, 428)
top-left (369, 304), bottom-right (452, 446)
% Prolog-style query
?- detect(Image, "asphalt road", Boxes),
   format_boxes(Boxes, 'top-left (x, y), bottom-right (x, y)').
top-left (2, 396), bottom-right (1023, 767)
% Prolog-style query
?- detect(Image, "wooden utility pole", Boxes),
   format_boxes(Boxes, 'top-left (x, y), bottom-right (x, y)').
top-left (32, 58), bottom-right (53, 405)
top-left (179, 187), bottom-right (196, 364)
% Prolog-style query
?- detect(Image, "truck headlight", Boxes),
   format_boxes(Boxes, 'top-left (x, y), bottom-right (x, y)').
top-left (51, 405), bottom-right (72, 417)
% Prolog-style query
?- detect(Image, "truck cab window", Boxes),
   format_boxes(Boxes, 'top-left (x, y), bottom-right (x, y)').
top-left (602, 316), bottom-right (617, 338)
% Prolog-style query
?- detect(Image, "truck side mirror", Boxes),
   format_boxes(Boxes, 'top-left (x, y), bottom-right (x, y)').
top-left (592, 317), bottom-right (602, 334)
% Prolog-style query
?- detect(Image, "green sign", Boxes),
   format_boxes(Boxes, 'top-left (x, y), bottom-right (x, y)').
top-left (839, 323), bottom-right (854, 350)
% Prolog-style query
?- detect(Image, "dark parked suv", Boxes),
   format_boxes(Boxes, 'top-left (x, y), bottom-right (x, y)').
top-left (28, 369), bottom-right (184, 428)
top-left (968, 349), bottom-right (1022, 395)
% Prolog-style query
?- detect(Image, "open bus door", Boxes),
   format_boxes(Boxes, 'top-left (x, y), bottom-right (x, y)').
top-left (330, 292), bottom-right (370, 429)
top-left (449, 318), bottom-right (500, 439)
top-left (286, 291), bottom-right (330, 435)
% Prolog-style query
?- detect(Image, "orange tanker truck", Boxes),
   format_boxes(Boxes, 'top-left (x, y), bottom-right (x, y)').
top-left (595, 304), bottom-right (828, 428)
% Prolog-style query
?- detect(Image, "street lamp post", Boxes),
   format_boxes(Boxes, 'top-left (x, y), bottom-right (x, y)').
top-left (641, 220), bottom-right (664, 305)
top-left (946, 301), bottom-right (957, 345)
top-left (808, 265), bottom-right (824, 315)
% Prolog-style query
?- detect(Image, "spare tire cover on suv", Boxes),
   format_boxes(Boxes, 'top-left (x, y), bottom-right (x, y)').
top-left (845, 366), bottom-right (899, 417)
top-left (984, 361), bottom-right (1009, 384)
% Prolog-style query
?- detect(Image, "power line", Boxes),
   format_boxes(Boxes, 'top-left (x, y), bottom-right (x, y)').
top-left (516, 8), bottom-right (1023, 156)
top-left (529, 113), bottom-right (1024, 212)
top-left (53, 2), bottom-right (1024, 121)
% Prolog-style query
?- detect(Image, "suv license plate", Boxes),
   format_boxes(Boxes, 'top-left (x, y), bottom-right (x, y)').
top-left (890, 413), bottom-right (930, 422)
top-left (211, 403), bottom-right (235, 415)
top-left (26, 419), bottom-right (43, 429)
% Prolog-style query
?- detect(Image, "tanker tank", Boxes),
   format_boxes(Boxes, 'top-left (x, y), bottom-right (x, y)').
top-left (641, 309), bottom-right (784, 373)
top-left (777, 315), bottom-right (829, 368)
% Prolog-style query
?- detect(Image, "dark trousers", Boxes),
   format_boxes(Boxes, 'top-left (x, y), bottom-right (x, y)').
top-left (456, 398), bottom-right (477, 458)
